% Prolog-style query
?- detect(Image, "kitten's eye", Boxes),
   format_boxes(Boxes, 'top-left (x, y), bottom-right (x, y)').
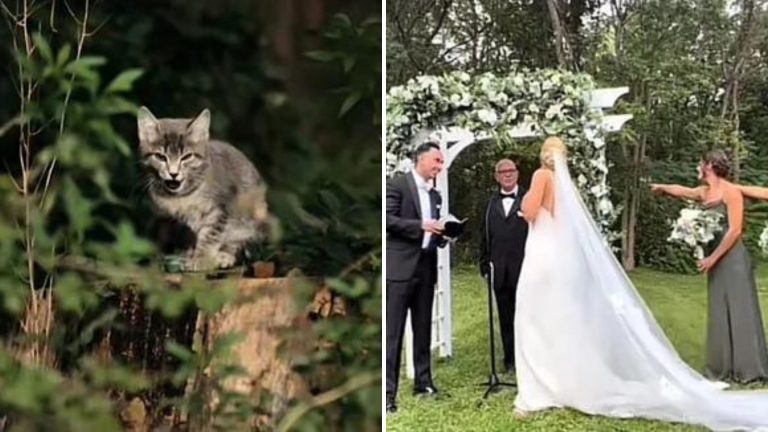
top-left (152, 153), bottom-right (168, 162)
top-left (180, 153), bottom-right (194, 162)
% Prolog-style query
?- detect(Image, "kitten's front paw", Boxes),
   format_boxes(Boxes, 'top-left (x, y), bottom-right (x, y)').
top-left (185, 251), bottom-right (236, 271)
top-left (213, 251), bottom-right (237, 269)
top-left (184, 257), bottom-right (201, 272)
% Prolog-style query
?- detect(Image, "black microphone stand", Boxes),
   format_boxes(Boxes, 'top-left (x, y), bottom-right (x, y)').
top-left (479, 261), bottom-right (516, 398)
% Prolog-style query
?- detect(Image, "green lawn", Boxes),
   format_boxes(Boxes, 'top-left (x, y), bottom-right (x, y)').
top-left (386, 264), bottom-right (768, 431)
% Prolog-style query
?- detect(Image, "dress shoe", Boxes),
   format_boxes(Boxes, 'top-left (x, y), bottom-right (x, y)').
top-left (505, 363), bottom-right (517, 375)
top-left (413, 384), bottom-right (440, 397)
top-left (386, 398), bottom-right (398, 414)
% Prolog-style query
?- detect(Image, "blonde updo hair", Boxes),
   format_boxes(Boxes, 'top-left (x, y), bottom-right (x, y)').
top-left (540, 136), bottom-right (567, 169)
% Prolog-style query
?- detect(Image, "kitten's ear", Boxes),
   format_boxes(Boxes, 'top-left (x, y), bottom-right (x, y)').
top-left (186, 108), bottom-right (210, 143)
top-left (137, 106), bottom-right (160, 144)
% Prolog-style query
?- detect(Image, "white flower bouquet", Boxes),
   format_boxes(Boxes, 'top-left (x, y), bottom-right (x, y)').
top-left (667, 206), bottom-right (724, 260)
top-left (758, 224), bottom-right (768, 256)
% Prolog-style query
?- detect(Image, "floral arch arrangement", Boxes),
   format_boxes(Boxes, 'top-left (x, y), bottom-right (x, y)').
top-left (386, 69), bottom-right (620, 240)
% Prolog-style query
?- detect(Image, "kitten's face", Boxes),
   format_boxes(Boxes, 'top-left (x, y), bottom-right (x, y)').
top-left (137, 107), bottom-right (210, 196)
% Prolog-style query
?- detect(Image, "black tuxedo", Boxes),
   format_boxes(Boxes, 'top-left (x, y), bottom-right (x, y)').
top-left (478, 186), bottom-right (529, 369)
top-left (386, 172), bottom-right (444, 400)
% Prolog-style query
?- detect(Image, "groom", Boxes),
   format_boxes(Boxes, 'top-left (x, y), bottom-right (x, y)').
top-left (385, 142), bottom-right (446, 413)
top-left (478, 159), bottom-right (528, 374)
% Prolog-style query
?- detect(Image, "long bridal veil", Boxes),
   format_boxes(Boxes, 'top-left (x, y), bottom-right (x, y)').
top-left (548, 153), bottom-right (768, 431)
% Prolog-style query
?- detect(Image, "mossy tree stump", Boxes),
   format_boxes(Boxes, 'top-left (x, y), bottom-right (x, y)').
top-left (107, 273), bottom-right (341, 430)
top-left (190, 277), bottom-right (315, 425)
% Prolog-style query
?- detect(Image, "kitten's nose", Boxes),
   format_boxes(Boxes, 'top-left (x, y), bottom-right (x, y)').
top-left (169, 172), bottom-right (179, 179)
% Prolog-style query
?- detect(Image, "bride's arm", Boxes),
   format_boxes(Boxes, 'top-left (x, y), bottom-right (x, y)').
top-left (650, 184), bottom-right (706, 201)
top-left (735, 184), bottom-right (768, 201)
top-left (521, 169), bottom-right (551, 223)
top-left (699, 185), bottom-right (744, 273)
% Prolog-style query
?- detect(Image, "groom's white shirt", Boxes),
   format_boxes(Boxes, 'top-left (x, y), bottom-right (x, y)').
top-left (412, 169), bottom-right (433, 249)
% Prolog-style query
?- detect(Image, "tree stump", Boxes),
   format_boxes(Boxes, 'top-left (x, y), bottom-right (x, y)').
top-left (102, 274), bottom-right (337, 430)
top-left (190, 276), bottom-right (316, 426)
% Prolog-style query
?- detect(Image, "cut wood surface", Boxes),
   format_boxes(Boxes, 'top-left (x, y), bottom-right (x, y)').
top-left (198, 277), bottom-right (315, 411)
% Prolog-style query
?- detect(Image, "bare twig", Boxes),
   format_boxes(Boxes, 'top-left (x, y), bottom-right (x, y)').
top-left (338, 249), bottom-right (379, 278)
top-left (49, 0), bottom-right (57, 32)
top-left (0, 1), bottom-right (16, 22)
top-left (9, 0), bottom-right (90, 368)
top-left (546, 0), bottom-right (575, 70)
top-left (40, 0), bottom-right (91, 208)
top-left (275, 372), bottom-right (380, 432)
top-left (426, 0), bottom-right (452, 43)
top-left (62, 0), bottom-right (81, 24)
top-left (0, 114), bottom-right (22, 138)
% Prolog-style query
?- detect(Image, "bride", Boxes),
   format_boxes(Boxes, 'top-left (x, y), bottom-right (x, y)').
top-left (513, 136), bottom-right (768, 431)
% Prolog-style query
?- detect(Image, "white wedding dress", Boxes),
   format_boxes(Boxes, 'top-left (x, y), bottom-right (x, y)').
top-left (514, 154), bottom-right (768, 431)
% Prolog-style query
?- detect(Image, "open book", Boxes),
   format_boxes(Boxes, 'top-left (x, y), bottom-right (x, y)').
top-left (439, 214), bottom-right (468, 239)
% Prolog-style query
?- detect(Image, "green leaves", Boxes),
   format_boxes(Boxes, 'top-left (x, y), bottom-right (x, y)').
top-left (0, 348), bottom-right (123, 432)
top-left (55, 273), bottom-right (99, 315)
top-left (80, 357), bottom-right (150, 393)
top-left (305, 51), bottom-right (336, 62)
top-left (110, 221), bottom-right (156, 261)
top-left (64, 56), bottom-right (107, 94)
top-left (105, 69), bottom-right (144, 93)
top-left (305, 13), bottom-right (381, 121)
top-left (62, 177), bottom-right (95, 242)
top-left (339, 91), bottom-right (363, 117)
top-left (33, 33), bottom-right (55, 64)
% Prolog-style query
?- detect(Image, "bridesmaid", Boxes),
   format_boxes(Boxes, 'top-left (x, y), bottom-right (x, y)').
top-left (651, 150), bottom-right (768, 383)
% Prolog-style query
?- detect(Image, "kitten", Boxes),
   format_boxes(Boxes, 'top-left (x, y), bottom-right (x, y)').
top-left (137, 106), bottom-right (268, 270)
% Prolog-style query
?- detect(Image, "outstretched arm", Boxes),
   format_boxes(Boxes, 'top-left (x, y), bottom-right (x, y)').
top-left (650, 184), bottom-right (705, 201)
top-left (698, 185), bottom-right (743, 273)
top-left (521, 169), bottom-right (552, 223)
top-left (736, 184), bottom-right (768, 201)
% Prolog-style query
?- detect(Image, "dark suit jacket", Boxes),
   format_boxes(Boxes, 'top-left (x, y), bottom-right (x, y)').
top-left (386, 172), bottom-right (443, 282)
top-left (478, 186), bottom-right (529, 276)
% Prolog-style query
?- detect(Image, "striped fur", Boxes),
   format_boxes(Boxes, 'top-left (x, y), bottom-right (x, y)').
top-left (137, 106), bottom-right (267, 270)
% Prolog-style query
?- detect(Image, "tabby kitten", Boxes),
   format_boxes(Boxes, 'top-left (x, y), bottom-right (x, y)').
top-left (137, 106), bottom-right (268, 270)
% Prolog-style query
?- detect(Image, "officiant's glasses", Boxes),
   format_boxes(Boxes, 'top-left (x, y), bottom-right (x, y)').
top-left (497, 168), bottom-right (518, 175)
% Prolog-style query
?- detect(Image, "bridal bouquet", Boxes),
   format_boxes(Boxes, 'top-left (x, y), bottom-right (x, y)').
top-left (667, 206), bottom-right (724, 260)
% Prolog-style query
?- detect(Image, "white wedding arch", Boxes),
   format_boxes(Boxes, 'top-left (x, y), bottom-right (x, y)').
top-left (385, 69), bottom-right (633, 377)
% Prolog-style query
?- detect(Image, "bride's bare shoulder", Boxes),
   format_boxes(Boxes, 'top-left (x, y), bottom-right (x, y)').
top-left (532, 167), bottom-right (554, 182)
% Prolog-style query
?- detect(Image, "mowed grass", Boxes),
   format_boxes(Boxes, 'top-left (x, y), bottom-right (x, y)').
top-left (386, 264), bottom-right (768, 431)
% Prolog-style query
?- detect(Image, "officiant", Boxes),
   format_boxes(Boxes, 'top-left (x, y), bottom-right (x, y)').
top-left (478, 158), bottom-right (529, 374)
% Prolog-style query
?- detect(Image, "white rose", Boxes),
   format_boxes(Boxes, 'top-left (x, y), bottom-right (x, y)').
top-left (544, 103), bottom-right (562, 119)
top-left (493, 92), bottom-right (509, 105)
top-left (598, 198), bottom-right (613, 215)
top-left (591, 137), bottom-right (606, 149)
top-left (477, 109), bottom-right (498, 125)
top-left (396, 158), bottom-right (414, 173)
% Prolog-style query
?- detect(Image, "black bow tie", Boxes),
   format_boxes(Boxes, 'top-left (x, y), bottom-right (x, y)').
top-left (499, 191), bottom-right (516, 199)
